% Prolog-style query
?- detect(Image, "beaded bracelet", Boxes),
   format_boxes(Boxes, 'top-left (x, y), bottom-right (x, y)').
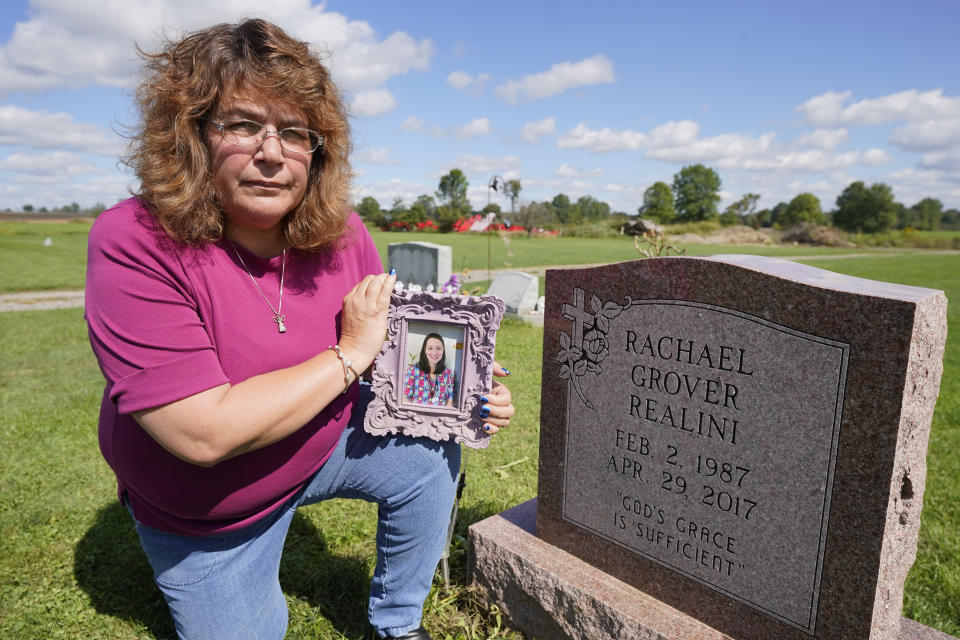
top-left (329, 344), bottom-right (360, 394)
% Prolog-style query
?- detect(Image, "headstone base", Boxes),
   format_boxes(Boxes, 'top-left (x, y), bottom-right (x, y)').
top-left (469, 500), bottom-right (957, 640)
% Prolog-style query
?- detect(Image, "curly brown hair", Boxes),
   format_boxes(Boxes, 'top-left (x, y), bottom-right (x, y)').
top-left (124, 19), bottom-right (353, 251)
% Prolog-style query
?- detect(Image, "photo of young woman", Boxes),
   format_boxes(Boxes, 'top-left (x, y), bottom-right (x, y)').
top-left (403, 332), bottom-right (455, 406)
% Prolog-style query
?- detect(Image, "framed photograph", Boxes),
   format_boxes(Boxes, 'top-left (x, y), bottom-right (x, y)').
top-left (364, 290), bottom-right (505, 449)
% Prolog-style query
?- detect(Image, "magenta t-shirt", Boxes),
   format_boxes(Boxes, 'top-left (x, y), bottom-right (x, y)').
top-left (85, 198), bottom-right (383, 535)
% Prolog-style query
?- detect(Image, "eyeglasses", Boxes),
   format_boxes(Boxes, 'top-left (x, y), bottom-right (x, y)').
top-left (212, 119), bottom-right (323, 153)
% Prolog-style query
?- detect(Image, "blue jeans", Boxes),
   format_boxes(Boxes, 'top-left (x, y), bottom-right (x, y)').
top-left (130, 397), bottom-right (461, 639)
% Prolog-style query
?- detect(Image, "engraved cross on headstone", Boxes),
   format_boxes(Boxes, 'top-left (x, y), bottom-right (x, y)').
top-left (561, 287), bottom-right (595, 349)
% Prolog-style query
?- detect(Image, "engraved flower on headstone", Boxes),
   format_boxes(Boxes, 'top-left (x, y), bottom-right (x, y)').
top-left (582, 329), bottom-right (608, 366)
top-left (558, 287), bottom-right (627, 409)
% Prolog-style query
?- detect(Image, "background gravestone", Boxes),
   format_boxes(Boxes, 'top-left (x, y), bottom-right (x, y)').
top-left (387, 241), bottom-right (451, 290)
top-left (487, 270), bottom-right (539, 314)
top-left (470, 255), bottom-right (950, 640)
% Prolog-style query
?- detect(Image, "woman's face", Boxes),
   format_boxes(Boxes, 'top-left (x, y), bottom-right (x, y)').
top-left (206, 94), bottom-right (312, 236)
top-left (424, 337), bottom-right (445, 369)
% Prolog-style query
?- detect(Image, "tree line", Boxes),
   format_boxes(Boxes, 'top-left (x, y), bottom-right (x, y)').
top-left (12, 202), bottom-right (107, 216)
top-left (356, 168), bottom-right (626, 235)
top-left (360, 163), bottom-right (960, 234)
top-left (638, 164), bottom-right (959, 233)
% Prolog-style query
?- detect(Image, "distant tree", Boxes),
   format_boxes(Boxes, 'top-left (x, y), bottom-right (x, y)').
top-left (357, 196), bottom-right (384, 225)
top-left (638, 182), bottom-right (675, 223)
top-left (941, 208), bottom-right (960, 230)
top-left (89, 202), bottom-right (107, 216)
top-left (436, 169), bottom-right (470, 215)
top-left (779, 193), bottom-right (824, 227)
top-left (717, 210), bottom-right (740, 226)
top-left (672, 164), bottom-right (721, 221)
top-left (513, 201), bottom-right (558, 236)
top-left (767, 202), bottom-right (788, 227)
top-left (749, 208), bottom-right (772, 228)
top-left (908, 197), bottom-right (943, 230)
top-left (389, 197), bottom-right (425, 227)
top-left (434, 205), bottom-right (461, 232)
top-left (576, 195), bottom-right (610, 220)
top-left (833, 181), bottom-right (898, 233)
top-left (505, 179), bottom-right (522, 214)
top-left (481, 202), bottom-right (502, 215)
top-left (721, 193), bottom-right (760, 226)
top-left (23, 204), bottom-right (33, 212)
top-left (551, 193), bottom-right (571, 211)
top-left (551, 194), bottom-right (581, 224)
top-left (410, 194), bottom-right (437, 221)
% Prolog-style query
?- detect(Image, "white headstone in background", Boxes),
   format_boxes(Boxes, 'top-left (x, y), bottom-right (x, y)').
top-left (388, 242), bottom-right (452, 290)
top-left (487, 271), bottom-right (539, 315)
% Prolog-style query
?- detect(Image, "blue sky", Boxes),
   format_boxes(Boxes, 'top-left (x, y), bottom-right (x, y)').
top-left (1, 0), bottom-right (958, 214)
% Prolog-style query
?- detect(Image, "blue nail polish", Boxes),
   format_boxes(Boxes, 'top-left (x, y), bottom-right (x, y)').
top-left (480, 396), bottom-right (489, 404)
top-left (502, 368), bottom-right (511, 376)
top-left (480, 406), bottom-right (490, 417)
top-left (389, 268), bottom-right (396, 276)
top-left (484, 425), bottom-right (491, 432)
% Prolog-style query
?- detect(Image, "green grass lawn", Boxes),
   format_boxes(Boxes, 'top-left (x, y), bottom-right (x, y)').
top-left (0, 220), bottom-right (92, 293)
top-left (0, 222), bottom-right (957, 638)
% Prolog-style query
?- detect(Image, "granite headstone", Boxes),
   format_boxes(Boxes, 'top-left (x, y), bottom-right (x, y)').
top-left (487, 270), bottom-right (539, 315)
top-left (387, 241), bottom-right (452, 290)
top-left (470, 255), bottom-right (949, 640)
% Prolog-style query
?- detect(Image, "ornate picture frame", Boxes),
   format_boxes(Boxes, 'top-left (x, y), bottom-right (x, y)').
top-left (364, 290), bottom-right (505, 449)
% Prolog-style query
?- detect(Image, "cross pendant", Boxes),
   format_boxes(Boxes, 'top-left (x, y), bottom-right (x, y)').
top-left (274, 313), bottom-right (287, 333)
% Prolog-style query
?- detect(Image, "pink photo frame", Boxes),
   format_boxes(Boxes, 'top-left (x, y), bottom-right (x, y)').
top-left (364, 290), bottom-right (505, 449)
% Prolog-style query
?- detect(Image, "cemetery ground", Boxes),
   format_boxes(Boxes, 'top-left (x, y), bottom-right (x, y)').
top-left (0, 221), bottom-right (958, 639)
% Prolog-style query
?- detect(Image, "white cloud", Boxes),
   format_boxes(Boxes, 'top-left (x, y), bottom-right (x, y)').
top-left (554, 163), bottom-right (604, 179)
top-left (456, 117), bottom-right (492, 139)
top-left (521, 116), bottom-right (556, 142)
top-left (884, 166), bottom-right (960, 207)
top-left (354, 147), bottom-right (395, 164)
top-left (496, 54), bottom-right (615, 104)
top-left (559, 116), bottom-right (891, 174)
top-left (399, 115), bottom-right (424, 132)
top-left (0, 2), bottom-right (434, 93)
top-left (889, 119), bottom-right (960, 151)
top-left (797, 89), bottom-right (960, 127)
top-left (558, 120), bottom-right (698, 152)
top-left (0, 151), bottom-right (104, 175)
top-left (920, 151), bottom-right (960, 172)
top-left (795, 128), bottom-right (848, 151)
top-left (715, 148), bottom-right (891, 172)
top-left (449, 154), bottom-right (522, 174)
top-left (0, 172), bottom-right (133, 210)
top-left (648, 132), bottom-right (776, 163)
top-left (352, 178), bottom-right (429, 207)
top-left (0, 105), bottom-right (124, 156)
top-left (446, 70), bottom-right (491, 94)
top-left (327, 28), bottom-right (434, 92)
top-left (351, 89), bottom-right (398, 117)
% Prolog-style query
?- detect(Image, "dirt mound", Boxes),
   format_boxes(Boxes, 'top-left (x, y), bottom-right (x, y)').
top-left (780, 224), bottom-right (856, 247)
top-left (668, 225), bottom-right (773, 245)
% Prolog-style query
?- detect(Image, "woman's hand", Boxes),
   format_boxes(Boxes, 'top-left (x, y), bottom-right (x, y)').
top-left (481, 362), bottom-right (515, 435)
top-left (338, 271), bottom-right (397, 371)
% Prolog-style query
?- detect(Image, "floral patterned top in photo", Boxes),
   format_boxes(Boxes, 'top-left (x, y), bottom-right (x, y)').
top-left (403, 365), bottom-right (455, 406)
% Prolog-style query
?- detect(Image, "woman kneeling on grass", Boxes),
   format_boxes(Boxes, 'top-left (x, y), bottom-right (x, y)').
top-left (84, 19), bottom-right (514, 640)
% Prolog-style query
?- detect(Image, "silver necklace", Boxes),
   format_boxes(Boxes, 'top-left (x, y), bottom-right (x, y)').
top-left (226, 237), bottom-right (287, 333)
